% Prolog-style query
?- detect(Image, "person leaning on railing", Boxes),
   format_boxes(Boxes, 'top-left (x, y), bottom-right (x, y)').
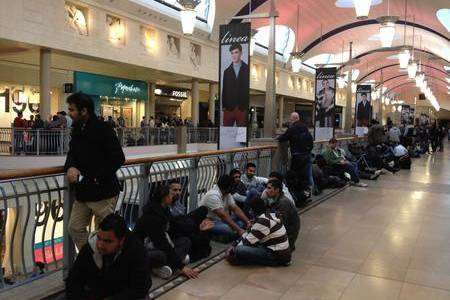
top-left (64, 92), bottom-right (125, 251)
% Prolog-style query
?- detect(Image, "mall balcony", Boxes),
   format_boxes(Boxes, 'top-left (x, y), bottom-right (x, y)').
top-left (1, 0), bottom-right (450, 299)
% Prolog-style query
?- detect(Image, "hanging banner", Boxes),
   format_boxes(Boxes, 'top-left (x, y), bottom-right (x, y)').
top-left (314, 67), bottom-right (336, 141)
top-left (355, 85), bottom-right (372, 137)
top-left (401, 105), bottom-right (411, 124)
top-left (218, 22), bottom-right (251, 150)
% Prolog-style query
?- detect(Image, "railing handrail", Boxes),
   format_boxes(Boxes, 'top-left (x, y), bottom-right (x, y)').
top-left (0, 136), bottom-right (362, 181)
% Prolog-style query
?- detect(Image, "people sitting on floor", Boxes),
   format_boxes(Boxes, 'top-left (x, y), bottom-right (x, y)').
top-left (260, 172), bottom-right (295, 205)
top-left (133, 186), bottom-right (199, 279)
top-left (240, 162), bottom-right (268, 194)
top-left (229, 169), bottom-right (248, 208)
top-left (66, 214), bottom-right (151, 300)
top-left (168, 179), bottom-right (213, 262)
top-left (322, 138), bottom-right (368, 187)
top-left (225, 197), bottom-right (291, 267)
top-left (393, 143), bottom-right (411, 169)
top-left (199, 175), bottom-right (251, 242)
top-left (264, 179), bottom-right (300, 251)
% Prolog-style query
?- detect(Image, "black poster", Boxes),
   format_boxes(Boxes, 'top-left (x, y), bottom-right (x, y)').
top-left (314, 67), bottom-right (336, 141)
top-left (355, 84), bottom-right (372, 136)
top-left (218, 22), bottom-right (251, 150)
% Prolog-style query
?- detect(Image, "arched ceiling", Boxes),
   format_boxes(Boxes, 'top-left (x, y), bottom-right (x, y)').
top-left (215, 0), bottom-right (450, 109)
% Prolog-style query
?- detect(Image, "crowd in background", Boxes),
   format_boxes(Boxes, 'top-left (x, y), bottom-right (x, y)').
top-left (12, 111), bottom-right (72, 130)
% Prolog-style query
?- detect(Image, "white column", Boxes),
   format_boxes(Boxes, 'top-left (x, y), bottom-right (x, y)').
top-left (191, 80), bottom-right (199, 126)
top-left (344, 42), bottom-right (353, 132)
top-left (263, 0), bottom-right (277, 137)
top-left (278, 96), bottom-right (284, 128)
top-left (208, 83), bottom-right (218, 124)
top-left (40, 48), bottom-right (51, 121)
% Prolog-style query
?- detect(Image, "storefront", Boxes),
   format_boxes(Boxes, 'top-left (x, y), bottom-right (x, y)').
top-left (154, 85), bottom-right (189, 118)
top-left (74, 72), bottom-right (148, 127)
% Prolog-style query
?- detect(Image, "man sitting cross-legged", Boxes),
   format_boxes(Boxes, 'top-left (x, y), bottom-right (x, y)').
top-left (199, 175), bottom-right (251, 242)
top-left (226, 196), bottom-right (292, 267)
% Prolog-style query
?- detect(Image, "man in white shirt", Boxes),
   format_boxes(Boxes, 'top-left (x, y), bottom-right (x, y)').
top-left (199, 175), bottom-right (250, 242)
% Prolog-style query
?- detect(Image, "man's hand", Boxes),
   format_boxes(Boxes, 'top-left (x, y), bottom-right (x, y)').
top-left (181, 266), bottom-right (199, 279)
top-left (339, 159), bottom-right (346, 165)
top-left (67, 167), bottom-right (80, 184)
top-left (237, 228), bottom-right (245, 237)
top-left (199, 219), bottom-right (214, 232)
top-left (246, 221), bottom-right (252, 229)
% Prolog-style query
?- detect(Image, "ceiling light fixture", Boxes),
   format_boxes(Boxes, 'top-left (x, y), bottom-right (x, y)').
top-left (177, 0), bottom-right (201, 35)
top-left (376, 3), bottom-right (398, 48)
top-left (407, 60), bottom-right (417, 79)
top-left (291, 4), bottom-right (303, 72)
top-left (353, 0), bottom-right (372, 20)
top-left (398, 49), bottom-right (410, 68)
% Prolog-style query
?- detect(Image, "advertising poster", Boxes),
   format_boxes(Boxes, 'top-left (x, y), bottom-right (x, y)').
top-left (355, 85), bottom-right (372, 137)
top-left (314, 67), bottom-right (336, 141)
top-left (401, 105), bottom-right (411, 124)
top-left (218, 22), bottom-right (251, 150)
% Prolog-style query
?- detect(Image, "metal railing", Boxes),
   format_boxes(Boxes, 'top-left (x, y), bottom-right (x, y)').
top-left (0, 136), bottom-right (362, 291)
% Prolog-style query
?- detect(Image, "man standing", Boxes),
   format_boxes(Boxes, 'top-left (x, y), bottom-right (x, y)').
top-left (66, 214), bottom-right (151, 299)
top-left (221, 43), bottom-right (249, 127)
top-left (65, 92), bottom-right (125, 250)
top-left (278, 112), bottom-right (314, 193)
top-left (357, 93), bottom-right (371, 127)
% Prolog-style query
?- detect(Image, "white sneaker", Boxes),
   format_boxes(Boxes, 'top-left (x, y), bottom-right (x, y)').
top-left (183, 254), bottom-right (190, 265)
top-left (352, 182), bottom-right (368, 187)
top-left (152, 266), bottom-right (173, 279)
top-left (374, 170), bottom-right (382, 176)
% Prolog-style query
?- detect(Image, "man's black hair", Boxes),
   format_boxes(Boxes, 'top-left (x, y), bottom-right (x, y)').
top-left (229, 168), bottom-right (242, 177)
top-left (60, 111), bottom-right (67, 116)
top-left (269, 171), bottom-right (284, 182)
top-left (246, 162), bottom-right (256, 169)
top-left (155, 185), bottom-right (171, 203)
top-left (168, 178), bottom-right (181, 185)
top-left (229, 43), bottom-right (242, 52)
top-left (67, 92), bottom-right (95, 116)
top-left (248, 197), bottom-right (267, 216)
top-left (329, 137), bottom-right (337, 144)
top-left (217, 175), bottom-right (233, 193)
top-left (267, 178), bottom-right (283, 192)
top-left (99, 213), bottom-right (129, 239)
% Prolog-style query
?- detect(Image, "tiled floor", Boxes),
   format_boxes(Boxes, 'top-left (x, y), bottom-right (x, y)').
top-left (159, 145), bottom-right (450, 300)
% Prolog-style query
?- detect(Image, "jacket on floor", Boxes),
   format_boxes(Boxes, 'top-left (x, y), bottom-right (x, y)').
top-left (64, 116), bottom-right (125, 202)
top-left (133, 201), bottom-right (184, 270)
top-left (65, 232), bottom-right (151, 300)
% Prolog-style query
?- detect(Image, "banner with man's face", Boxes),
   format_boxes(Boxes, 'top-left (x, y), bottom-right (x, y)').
top-left (314, 67), bottom-right (336, 141)
top-left (401, 105), bottom-right (411, 124)
top-left (355, 85), bottom-right (372, 137)
top-left (218, 23), bottom-right (251, 150)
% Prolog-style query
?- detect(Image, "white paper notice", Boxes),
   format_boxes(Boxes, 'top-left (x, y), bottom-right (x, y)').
top-left (236, 127), bottom-right (247, 143)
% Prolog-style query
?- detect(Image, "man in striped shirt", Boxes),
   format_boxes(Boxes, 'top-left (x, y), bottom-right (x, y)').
top-left (226, 196), bottom-right (292, 266)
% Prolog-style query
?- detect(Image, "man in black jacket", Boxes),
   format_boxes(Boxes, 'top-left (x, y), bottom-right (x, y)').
top-left (65, 214), bottom-right (151, 299)
top-left (65, 92), bottom-right (125, 250)
top-left (134, 186), bottom-right (199, 279)
top-left (278, 112), bottom-right (314, 194)
top-left (221, 43), bottom-right (249, 127)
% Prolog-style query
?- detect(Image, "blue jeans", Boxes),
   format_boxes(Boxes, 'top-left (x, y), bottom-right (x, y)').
top-left (306, 158), bottom-right (314, 188)
top-left (234, 245), bottom-right (288, 266)
top-left (341, 161), bottom-right (360, 183)
top-left (210, 215), bottom-right (245, 241)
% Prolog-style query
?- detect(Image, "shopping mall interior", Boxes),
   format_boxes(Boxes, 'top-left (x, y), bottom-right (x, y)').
top-left (0, 0), bottom-right (449, 299)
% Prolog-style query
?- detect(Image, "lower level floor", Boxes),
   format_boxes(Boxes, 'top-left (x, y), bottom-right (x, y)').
top-left (160, 144), bottom-right (450, 300)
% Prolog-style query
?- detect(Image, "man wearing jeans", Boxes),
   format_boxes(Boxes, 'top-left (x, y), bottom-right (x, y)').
top-left (65, 92), bottom-right (125, 250)
top-left (226, 197), bottom-right (291, 266)
top-left (322, 138), bottom-right (367, 187)
top-left (199, 175), bottom-right (250, 242)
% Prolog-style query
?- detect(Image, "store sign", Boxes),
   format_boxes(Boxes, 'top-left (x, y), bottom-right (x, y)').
top-left (114, 82), bottom-right (142, 96)
top-left (155, 86), bottom-right (188, 99)
top-left (74, 72), bottom-right (148, 100)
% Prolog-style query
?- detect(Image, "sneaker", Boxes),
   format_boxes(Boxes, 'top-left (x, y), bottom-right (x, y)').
top-left (374, 170), bottom-right (382, 176)
top-left (352, 182), bottom-right (368, 187)
top-left (152, 266), bottom-right (173, 279)
top-left (183, 254), bottom-right (190, 265)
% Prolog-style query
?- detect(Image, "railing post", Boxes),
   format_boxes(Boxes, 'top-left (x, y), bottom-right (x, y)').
top-left (63, 178), bottom-right (75, 279)
top-left (36, 130), bottom-right (40, 155)
top-left (138, 163), bottom-right (152, 217)
top-left (188, 157), bottom-right (200, 212)
top-left (145, 127), bottom-right (149, 146)
top-left (255, 149), bottom-right (261, 175)
top-left (11, 127), bottom-right (15, 155)
top-left (59, 130), bottom-right (64, 155)
top-left (225, 152), bottom-right (234, 174)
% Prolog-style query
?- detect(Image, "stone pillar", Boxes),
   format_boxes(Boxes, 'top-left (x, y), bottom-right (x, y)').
top-left (344, 42), bottom-right (353, 133)
top-left (208, 83), bottom-right (218, 124)
top-left (278, 96), bottom-right (284, 128)
top-left (146, 83), bottom-right (156, 118)
top-left (39, 48), bottom-right (51, 121)
top-left (175, 126), bottom-right (187, 154)
top-left (191, 80), bottom-right (199, 126)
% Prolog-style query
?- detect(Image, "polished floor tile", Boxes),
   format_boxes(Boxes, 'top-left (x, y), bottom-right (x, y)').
top-left (161, 145), bottom-right (450, 299)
